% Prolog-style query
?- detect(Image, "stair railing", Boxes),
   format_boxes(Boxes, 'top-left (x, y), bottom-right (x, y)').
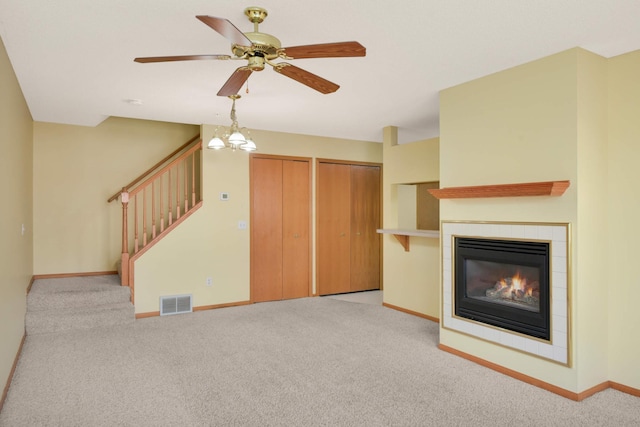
top-left (107, 135), bottom-right (201, 203)
top-left (110, 135), bottom-right (203, 287)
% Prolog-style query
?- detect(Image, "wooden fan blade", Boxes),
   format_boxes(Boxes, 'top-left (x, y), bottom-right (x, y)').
top-left (274, 64), bottom-right (339, 94)
top-left (282, 41), bottom-right (366, 59)
top-left (134, 54), bottom-right (231, 63)
top-left (217, 68), bottom-right (253, 96)
top-left (196, 15), bottom-right (252, 46)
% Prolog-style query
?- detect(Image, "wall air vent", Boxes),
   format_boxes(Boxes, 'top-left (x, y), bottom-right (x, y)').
top-left (160, 294), bottom-right (193, 316)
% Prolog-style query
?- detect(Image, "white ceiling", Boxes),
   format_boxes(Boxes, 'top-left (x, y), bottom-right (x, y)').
top-left (1, 0), bottom-right (639, 143)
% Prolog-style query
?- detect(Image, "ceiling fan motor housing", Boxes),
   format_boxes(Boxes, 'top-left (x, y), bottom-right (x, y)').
top-left (232, 31), bottom-right (281, 60)
top-left (247, 54), bottom-right (265, 71)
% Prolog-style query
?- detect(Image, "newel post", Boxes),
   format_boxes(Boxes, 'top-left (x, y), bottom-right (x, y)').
top-left (120, 189), bottom-right (130, 287)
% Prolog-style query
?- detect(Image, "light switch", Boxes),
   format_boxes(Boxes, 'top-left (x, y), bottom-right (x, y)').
top-left (238, 220), bottom-right (247, 230)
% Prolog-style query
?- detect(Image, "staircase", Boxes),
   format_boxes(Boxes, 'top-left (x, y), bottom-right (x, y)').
top-left (23, 136), bottom-right (203, 333)
top-left (108, 134), bottom-right (203, 291)
top-left (26, 275), bottom-right (134, 335)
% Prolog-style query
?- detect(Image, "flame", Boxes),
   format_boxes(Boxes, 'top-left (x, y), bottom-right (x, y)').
top-left (486, 270), bottom-right (538, 308)
top-left (511, 272), bottom-right (527, 291)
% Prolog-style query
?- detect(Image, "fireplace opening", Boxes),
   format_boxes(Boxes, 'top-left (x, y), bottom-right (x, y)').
top-left (454, 237), bottom-right (550, 340)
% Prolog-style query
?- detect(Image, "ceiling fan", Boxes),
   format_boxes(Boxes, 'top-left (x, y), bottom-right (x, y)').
top-left (134, 7), bottom-right (366, 96)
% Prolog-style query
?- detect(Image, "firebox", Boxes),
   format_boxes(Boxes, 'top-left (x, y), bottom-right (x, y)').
top-left (454, 237), bottom-right (551, 340)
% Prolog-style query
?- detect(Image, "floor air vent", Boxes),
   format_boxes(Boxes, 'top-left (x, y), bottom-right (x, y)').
top-left (160, 294), bottom-right (193, 316)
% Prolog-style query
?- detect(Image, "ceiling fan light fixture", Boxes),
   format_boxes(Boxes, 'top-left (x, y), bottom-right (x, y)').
top-left (241, 138), bottom-right (257, 152)
top-left (207, 136), bottom-right (226, 150)
top-left (207, 95), bottom-right (257, 152)
top-left (228, 131), bottom-right (247, 145)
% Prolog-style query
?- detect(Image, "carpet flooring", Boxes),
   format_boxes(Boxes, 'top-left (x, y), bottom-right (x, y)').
top-left (323, 290), bottom-right (383, 305)
top-left (25, 275), bottom-right (133, 335)
top-left (1, 296), bottom-right (639, 426)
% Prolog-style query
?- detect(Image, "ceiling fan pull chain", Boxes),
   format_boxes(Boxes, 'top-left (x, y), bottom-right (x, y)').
top-left (246, 78), bottom-right (250, 94)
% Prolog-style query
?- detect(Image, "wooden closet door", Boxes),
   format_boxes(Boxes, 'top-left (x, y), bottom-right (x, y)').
top-left (251, 157), bottom-right (284, 302)
top-left (350, 165), bottom-right (381, 292)
top-left (317, 162), bottom-right (351, 295)
top-left (282, 160), bottom-right (310, 299)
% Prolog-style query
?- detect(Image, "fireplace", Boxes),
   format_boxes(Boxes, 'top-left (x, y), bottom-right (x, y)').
top-left (454, 237), bottom-right (550, 340)
top-left (442, 221), bottom-right (570, 365)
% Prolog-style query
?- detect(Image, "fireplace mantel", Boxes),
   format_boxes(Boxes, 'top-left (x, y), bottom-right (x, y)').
top-left (428, 180), bottom-right (570, 199)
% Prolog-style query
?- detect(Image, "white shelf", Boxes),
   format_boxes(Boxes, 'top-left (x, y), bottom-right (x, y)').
top-left (377, 229), bottom-right (439, 237)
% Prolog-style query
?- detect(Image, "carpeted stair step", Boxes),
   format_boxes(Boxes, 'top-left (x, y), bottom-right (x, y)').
top-left (26, 275), bottom-right (135, 335)
top-left (26, 301), bottom-right (135, 335)
top-left (28, 279), bottom-right (131, 312)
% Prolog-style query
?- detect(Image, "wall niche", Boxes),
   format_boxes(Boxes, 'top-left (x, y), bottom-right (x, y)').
top-left (397, 181), bottom-right (440, 231)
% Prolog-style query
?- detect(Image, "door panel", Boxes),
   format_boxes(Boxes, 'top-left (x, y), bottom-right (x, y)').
top-left (282, 160), bottom-right (310, 299)
top-left (251, 157), bottom-right (284, 302)
top-left (317, 162), bottom-right (351, 295)
top-left (350, 165), bottom-right (381, 292)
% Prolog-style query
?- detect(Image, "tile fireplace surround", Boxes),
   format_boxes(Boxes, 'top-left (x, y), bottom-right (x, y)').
top-left (442, 221), bottom-right (570, 365)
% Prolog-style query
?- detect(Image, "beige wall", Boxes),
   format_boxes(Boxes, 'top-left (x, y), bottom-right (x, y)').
top-left (607, 50), bottom-right (640, 389)
top-left (574, 50), bottom-right (609, 391)
top-left (439, 49), bottom-right (584, 392)
top-left (33, 118), bottom-right (198, 274)
top-left (0, 36), bottom-right (33, 398)
top-left (438, 47), bottom-right (640, 393)
top-left (381, 127), bottom-right (440, 318)
top-left (133, 126), bottom-right (381, 314)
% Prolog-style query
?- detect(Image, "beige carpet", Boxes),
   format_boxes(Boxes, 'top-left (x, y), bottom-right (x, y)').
top-left (324, 290), bottom-right (383, 305)
top-left (1, 296), bottom-right (639, 426)
top-left (25, 275), bottom-right (134, 335)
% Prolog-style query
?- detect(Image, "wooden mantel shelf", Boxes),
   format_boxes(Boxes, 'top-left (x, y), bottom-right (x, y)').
top-left (377, 229), bottom-right (439, 252)
top-left (427, 180), bottom-right (570, 200)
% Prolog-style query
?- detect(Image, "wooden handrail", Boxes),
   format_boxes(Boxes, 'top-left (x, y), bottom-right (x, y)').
top-left (107, 134), bottom-right (200, 202)
top-left (128, 141), bottom-right (202, 198)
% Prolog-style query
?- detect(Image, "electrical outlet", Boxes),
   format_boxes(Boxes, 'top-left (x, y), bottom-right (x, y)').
top-left (206, 277), bottom-right (213, 287)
